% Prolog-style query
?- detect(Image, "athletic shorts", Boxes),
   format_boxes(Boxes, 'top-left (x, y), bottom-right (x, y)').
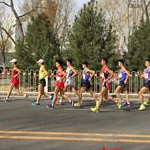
top-left (11, 78), bottom-right (19, 88)
top-left (65, 78), bottom-right (74, 87)
top-left (39, 79), bottom-right (46, 87)
top-left (143, 81), bottom-right (150, 91)
top-left (119, 81), bottom-right (129, 92)
top-left (81, 80), bottom-right (91, 91)
top-left (55, 81), bottom-right (65, 90)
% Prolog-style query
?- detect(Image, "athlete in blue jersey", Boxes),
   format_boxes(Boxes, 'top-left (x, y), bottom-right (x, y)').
top-left (114, 59), bottom-right (130, 109)
top-left (138, 60), bottom-right (150, 111)
top-left (74, 62), bottom-right (96, 107)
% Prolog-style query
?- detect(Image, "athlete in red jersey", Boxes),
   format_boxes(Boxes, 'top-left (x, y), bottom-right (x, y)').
top-left (55, 71), bottom-right (65, 90)
top-left (91, 58), bottom-right (116, 113)
top-left (47, 59), bottom-right (73, 109)
top-left (5, 59), bottom-right (26, 101)
top-left (101, 63), bottom-right (111, 90)
top-left (10, 69), bottom-right (19, 88)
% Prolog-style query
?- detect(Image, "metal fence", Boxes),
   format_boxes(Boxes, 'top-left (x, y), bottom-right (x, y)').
top-left (0, 69), bottom-right (144, 95)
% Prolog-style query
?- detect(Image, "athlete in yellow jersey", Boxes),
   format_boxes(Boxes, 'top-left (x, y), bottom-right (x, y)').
top-left (32, 59), bottom-right (49, 106)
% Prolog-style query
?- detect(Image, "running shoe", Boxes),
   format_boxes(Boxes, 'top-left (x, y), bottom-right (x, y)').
top-left (5, 99), bottom-right (10, 102)
top-left (46, 104), bottom-right (54, 109)
top-left (138, 104), bottom-right (146, 111)
top-left (31, 102), bottom-right (40, 107)
top-left (143, 99), bottom-right (148, 106)
top-left (24, 93), bottom-right (28, 99)
top-left (56, 101), bottom-right (62, 105)
top-left (90, 107), bottom-right (99, 113)
top-left (69, 100), bottom-right (74, 107)
top-left (59, 97), bottom-right (62, 104)
top-left (74, 102), bottom-right (81, 107)
top-left (117, 101), bottom-right (122, 109)
top-left (121, 101), bottom-right (131, 107)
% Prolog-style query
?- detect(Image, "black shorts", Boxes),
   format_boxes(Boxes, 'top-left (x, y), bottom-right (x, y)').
top-left (39, 79), bottom-right (46, 87)
top-left (119, 81), bottom-right (129, 92)
top-left (143, 81), bottom-right (150, 91)
top-left (81, 80), bottom-right (91, 91)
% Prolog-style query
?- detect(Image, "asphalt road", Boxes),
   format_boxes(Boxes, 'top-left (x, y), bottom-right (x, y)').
top-left (0, 96), bottom-right (150, 150)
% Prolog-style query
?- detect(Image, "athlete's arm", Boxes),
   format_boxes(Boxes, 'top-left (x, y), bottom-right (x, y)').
top-left (14, 67), bottom-right (21, 78)
top-left (87, 68), bottom-right (95, 79)
top-left (70, 67), bottom-right (78, 78)
top-left (107, 68), bottom-right (114, 81)
top-left (137, 71), bottom-right (144, 79)
top-left (114, 72), bottom-right (119, 79)
top-left (111, 72), bottom-right (119, 81)
top-left (148, 67), bottom-right (150, 81)
top-left (49, 71), bottom-right (55, 78)
top-left (61, 71), bottom-right (66, 80)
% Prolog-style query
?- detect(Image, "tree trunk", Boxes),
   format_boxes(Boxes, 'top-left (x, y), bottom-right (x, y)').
top-left (10, 0), bottom-right (25, 42)
top-left (1, 50), bottom-right (6, 70)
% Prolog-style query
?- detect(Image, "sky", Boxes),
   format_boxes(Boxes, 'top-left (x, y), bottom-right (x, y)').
top-left (75, 0), bottom-right (90, 9)
top-left (2, 0), bottom-right (90, 19)
top-left (12, 0), bottom-right (90, 16)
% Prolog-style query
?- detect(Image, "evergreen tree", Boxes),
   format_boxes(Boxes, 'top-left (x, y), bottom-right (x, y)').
top-left (15, 14), bottom-right (60, 69)
top-left (128, 20), bottom-right (150, 71)
top-left (66, 0), bottom-right (117, 69)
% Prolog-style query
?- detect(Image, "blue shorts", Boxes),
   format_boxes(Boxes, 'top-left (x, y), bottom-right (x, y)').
top-left (143, 81), bottom-right (150, 91)
top-left (118, 81), bottom-right (129, 92)
top-left (81, 80), bottom-right (91, 91)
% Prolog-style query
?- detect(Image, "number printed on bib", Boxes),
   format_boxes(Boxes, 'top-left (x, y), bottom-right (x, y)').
top-left (144, 73), bottom-right (148, 79)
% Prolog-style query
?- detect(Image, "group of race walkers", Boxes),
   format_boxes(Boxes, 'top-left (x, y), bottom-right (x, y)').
top-left (4, 58), bottom-right (150, 113)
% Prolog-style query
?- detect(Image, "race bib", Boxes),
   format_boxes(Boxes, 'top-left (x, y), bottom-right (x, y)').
top-left (119, 73), bottom-right (122, 78)
top-left (100, 73), bottom-right (104, 78)
top-left (56, 77), bottom-right (61, 81)
top-left (144, 73), bottom-right (148, 79)
top-left (83, 74), bottom-right (86, 80)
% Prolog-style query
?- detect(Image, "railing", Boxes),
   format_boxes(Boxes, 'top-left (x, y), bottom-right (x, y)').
top-left (0, 70), bottom-right (144, 95)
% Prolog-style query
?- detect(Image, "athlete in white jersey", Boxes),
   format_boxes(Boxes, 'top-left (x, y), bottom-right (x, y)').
top-left (59, 59), bottom-right (79, 104)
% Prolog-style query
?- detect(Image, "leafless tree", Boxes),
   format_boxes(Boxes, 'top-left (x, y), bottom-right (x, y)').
top-left (0, 0), bottom-right (42, 43)
top-left (0, 0), bottom-right (76, 59)
top-left (53, 0), bottom-right (76, 55)
top-left (0, 6), bottom-right (13, 70)
top-left (0, 0), bottom-right (25, 42)
top-left (97, 0), bottom-right (144, 53)
top-left (141, 0), bottom-right (150, 21)
top-left (0, 0), bottom-right (42, 69)
top-left (19, 0), bottom-right (42, 19)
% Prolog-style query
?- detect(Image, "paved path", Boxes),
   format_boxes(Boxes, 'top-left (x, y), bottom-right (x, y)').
top-left (0, 97), bottom-right (150, 150)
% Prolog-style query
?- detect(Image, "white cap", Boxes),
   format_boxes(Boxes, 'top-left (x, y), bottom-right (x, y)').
top-left (10, 59), bottom-right (17, 63)
top-left (37, 59), bottom-right (44, 63)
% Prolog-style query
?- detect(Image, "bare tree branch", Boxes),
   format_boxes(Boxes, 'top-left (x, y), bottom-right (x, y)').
top-left (19, 9), bottom-right (35, 18)
top-left (142, 0), bottom-right (150, 21)
top-left (1, 27), bottom-right (16, 45)
top-left (52, 0), bottom-right (75, 54)
top-left (0, 0), bottom-right (25, 42)
top-left (0, 1), bottom-right (11, 7)
top-left (19, 0), bottom-right (42, 19)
